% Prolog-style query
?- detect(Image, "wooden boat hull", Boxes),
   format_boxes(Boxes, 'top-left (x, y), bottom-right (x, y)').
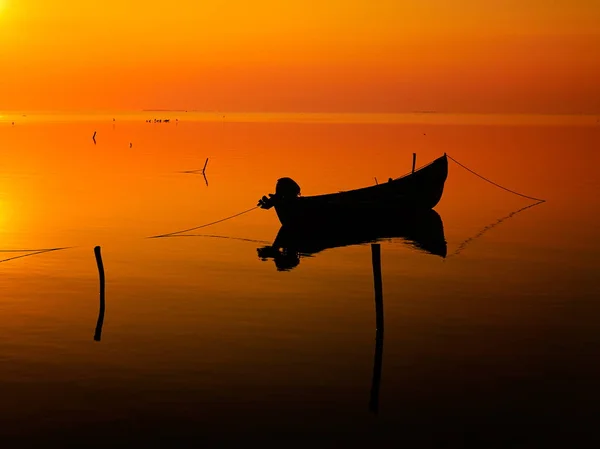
top-left (273, 154), bottom-right (448, 228)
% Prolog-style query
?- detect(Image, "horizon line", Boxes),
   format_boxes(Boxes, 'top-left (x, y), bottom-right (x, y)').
top-left (1, 110), bottom-right (599, 116)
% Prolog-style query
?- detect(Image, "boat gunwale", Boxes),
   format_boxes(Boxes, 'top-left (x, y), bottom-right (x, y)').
top-left (295, 153), bottom-right (447, 202)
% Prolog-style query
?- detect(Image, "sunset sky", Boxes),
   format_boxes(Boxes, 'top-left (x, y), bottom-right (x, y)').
top-left (0, 0), bottom-right (599, 113)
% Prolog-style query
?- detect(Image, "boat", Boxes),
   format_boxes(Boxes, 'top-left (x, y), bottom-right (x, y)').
top-left (257, 154), bottom-right (448, 229)
top-left (257, 209), bottom-right (447, 271)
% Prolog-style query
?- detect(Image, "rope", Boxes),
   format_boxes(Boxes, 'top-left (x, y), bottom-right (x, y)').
top-left (0, 247), bottom-right (74, 263)
top-left (161, 233), bottom-right (271, 244)
top-left (446, 200), bottom-right (544, 259)
top-left (447, 154), bottom-right (546, 202)
top-left (148, 206), bottom-right (259, 238)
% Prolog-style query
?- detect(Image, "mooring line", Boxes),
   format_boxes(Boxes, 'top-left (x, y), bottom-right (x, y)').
top-left (162, 233), bottom-right (271, 244)
top-left (0, 247), bottom-right (74, 263)
top-left (446, 200), bottom-right (545, 259)
top-left (0, 249), bottom-right (57, 253)
top-left (148, 206), bottom-right (259, 239)
top-left (447, 154), bottom-right (546, 203)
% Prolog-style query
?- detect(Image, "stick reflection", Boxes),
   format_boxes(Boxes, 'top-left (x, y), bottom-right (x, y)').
top-left (369, 243), bottom-right (384, 414)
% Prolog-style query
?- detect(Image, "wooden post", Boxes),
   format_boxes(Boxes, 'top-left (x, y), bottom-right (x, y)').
top-left (412, 153), bottom-right (416, 174)
top-left (369, 243), bottom-right (384, 414)
top-left (371, 244), bottom-right (384, 332)
top-left (93, 246), bottom-right (106, 342)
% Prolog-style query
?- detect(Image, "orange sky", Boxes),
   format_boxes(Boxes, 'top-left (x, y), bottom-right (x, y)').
top-left (0, 0), bottom-right (599, 113)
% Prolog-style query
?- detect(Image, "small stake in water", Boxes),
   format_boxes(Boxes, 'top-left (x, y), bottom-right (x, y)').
top-left (93, 246), bottom-right (106, 342)
top-left (92, 131), bottom-right (97, 144)
top-left (202, 158), bottom-right (209, 175)
top-left (412, 153), bottom-right (416, 174)
top-left (371, 244), bottom-right (384, 334)
top-left (374, 177), bottom-right (378, 185)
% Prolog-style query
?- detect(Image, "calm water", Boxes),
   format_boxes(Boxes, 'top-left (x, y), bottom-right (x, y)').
top-left (0, 113), bottom-right (599, 447)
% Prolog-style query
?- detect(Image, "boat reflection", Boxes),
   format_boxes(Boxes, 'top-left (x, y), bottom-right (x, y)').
top-left (257, 209), bottom-right (447, 271)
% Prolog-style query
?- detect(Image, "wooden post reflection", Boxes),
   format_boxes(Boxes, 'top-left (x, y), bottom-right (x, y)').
top-left (369, 243), bottom-right (384, 414)
top-left (93, 246), bottom-right (106, 342)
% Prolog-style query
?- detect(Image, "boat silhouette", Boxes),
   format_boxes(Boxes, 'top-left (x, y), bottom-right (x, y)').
top-left (257, 209), bottom-right (446, 271)
top-left (258, 154), bottom-right (448, 228)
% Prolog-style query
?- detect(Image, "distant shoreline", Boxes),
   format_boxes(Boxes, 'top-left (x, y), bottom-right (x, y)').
top-left (1, 111), bottom-right (598, 127)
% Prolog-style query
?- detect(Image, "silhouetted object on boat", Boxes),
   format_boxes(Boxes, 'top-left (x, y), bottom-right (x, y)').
top-left (164, 119), bottom-right (170, 123)
top-left (369, 243), bottom-right (384, 414)
top-left (258, 154), bottom-right (448, 228)
top-left (92, 131), bottom-right (97, 144)
top-left (257, 209), bottom-right (447, 271)
top-left (93, 246), bottom-right (106, 342)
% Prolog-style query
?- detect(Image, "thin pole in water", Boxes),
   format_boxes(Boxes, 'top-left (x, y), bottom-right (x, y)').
top-left (93, 246), bottom-right (105, 342)
top-left (412, 153), bottom-right (416, 174)
top-left (371, 244), bottom-right (384, 337)
top-left (202, 158), bottom-right (209, 174)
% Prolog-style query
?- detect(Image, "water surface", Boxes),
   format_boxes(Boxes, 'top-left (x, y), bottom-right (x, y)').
top-left (0, 112), bottom-right (599, 447)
